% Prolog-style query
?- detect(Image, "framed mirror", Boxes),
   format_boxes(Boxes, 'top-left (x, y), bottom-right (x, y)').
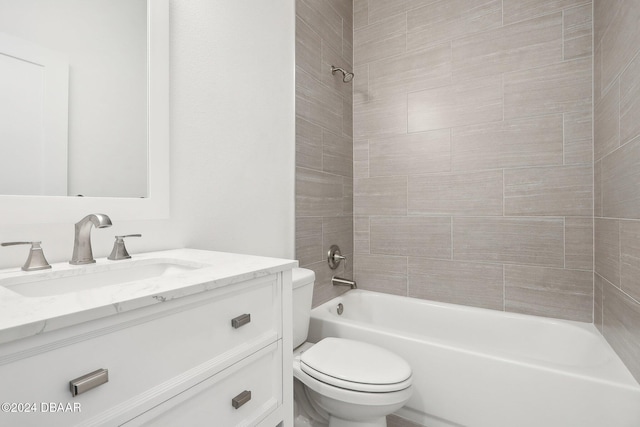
top-left (0, 0), bottom-right (169, 224)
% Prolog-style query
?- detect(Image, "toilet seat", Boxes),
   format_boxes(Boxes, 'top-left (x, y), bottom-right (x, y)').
top-left (300, 337), bottom-right (412, 393)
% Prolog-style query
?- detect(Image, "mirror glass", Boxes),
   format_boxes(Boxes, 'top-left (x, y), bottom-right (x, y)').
top-left (0, 0), bottom-right (147, 198)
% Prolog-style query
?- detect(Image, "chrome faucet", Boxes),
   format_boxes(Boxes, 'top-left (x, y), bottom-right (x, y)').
top-left (70, 214), bottom-right (112, 265)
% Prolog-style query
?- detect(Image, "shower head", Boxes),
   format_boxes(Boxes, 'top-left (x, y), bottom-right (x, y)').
top-left (331, 65), bottom-right (355, 83)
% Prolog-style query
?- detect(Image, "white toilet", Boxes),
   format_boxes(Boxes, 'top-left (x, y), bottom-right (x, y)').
top-left (292, 268), bottom-right (413, 427)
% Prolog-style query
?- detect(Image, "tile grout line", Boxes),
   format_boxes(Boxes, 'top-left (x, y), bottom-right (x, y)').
top-left (618, 220), bottom-right (622, 293)
top-left (591, 0), bottom-right (596, 324)
top-left (502, 264), bottom-right (506, 311)
top-left (561, 10), bottom-right (565, 61)
top-left (450, 216), bottom-right (454, 261)
top-left (563, 217), bottom-right (566, 269)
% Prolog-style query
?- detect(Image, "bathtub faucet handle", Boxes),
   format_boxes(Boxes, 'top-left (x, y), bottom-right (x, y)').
top-left (328, 244), bottom-right (346, 269)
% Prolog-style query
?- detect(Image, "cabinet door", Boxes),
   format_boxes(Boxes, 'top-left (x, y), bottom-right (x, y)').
top-left (124, 341), bottom-right (282, 427)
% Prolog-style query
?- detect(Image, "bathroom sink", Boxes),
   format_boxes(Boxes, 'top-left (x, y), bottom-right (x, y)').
top-left (0, 260), bottom-right (206, 297)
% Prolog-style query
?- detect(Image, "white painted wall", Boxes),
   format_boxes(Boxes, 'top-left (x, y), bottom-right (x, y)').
top-left (169, 0), bottom-right (296, 258)
top-left (0, 0), bottom-right (296, 268)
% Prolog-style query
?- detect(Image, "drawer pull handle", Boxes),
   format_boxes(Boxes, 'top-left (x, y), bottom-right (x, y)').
top-left (69, 369), bottom-right (109, 397)
top-left (231, 313), bottom-right (251, 329)
top-left (232, 390), bottom-right (252, 409)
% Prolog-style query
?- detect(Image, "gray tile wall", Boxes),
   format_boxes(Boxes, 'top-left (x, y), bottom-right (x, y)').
top-left (296, 0), bottom-right (353, 307)
top-left (353, 0), bottom-right (594, 322)
top-left (594, 0), bottom-right (640, 382)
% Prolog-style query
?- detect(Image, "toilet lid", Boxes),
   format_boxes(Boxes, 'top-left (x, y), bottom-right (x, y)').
top-left (300, 337), bottom-right (412, 393)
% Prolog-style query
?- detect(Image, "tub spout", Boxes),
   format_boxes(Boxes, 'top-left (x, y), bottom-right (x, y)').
top-left (332, 276), bottom-right (357, 289)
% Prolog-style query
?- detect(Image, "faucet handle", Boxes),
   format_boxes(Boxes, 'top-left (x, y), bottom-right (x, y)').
top-left (108, 234), bottom-right (142, 261)
top-left (1, 241), bottom-right (52, 271)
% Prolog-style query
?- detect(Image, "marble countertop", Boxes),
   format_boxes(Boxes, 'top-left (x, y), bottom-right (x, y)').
top-left (0, 248), bottom-right (297, 345)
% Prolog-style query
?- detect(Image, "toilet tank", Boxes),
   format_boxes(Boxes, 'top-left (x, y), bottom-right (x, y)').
top-left (292, 268), bottom-right (315, 349)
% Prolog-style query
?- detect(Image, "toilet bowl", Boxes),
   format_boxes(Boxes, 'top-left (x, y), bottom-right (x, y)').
top-left (292, 268), bottom-right (413, 427)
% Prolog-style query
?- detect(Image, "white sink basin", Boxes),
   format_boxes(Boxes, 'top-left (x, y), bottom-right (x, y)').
top-left (0, 259), bottom-right (206, 297)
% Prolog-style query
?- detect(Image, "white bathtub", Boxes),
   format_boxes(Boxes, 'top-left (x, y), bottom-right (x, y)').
top-left (307, 290), bottom-right (640, 427)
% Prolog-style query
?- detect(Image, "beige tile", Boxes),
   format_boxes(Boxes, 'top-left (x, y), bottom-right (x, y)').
top-left (354, 96), bottom-right (408, 139)
top-left (565, 217), bottom-right (593, 271)
top-left (296, 167), bottom-right (345, 217)
top-left (601, 138), bottom-right (640, 219)
top-left (354, 254), bottom-right (408, 296)
top-left (564, 3), bottom-right (593, 60)
top-left (369, 129), bottom-right (451, 177)
top-left (504, 57), bottom-right (591, 119)
top-left (594, 39), bottom-right (602, 104)
top-left (408, 258), bottom-right (503, 309)
top-left (407, 0), bottom-right (502, 51)
top-left (353, 0), bottom-right (368, 30)
top-left (601, 0), bottom-right (640, 93)
top-left (504, 165), bottom-right (592, 216)
top-left (595, 273), bottom-right (604, 332)
top-left (297, 0), bottom-right (343, 55)
top-left (323, 216), bottom-right (353, 256)
top-left (369, 43), bottom-right (452, 99)
top-left (322, 131), bottom-right (352, 177)
top-left (370, 216), bottom-right (452, 259)
top-left (354, 235), bottom-right (370, 254)
top-left (343, 177), bottom-right (353, 215)
top-left (409, 170), bottom-right (503, 216)
top-left (353, 139), bottom-right (369, 179)
top-left (504, 265), bottom-right (593, 322)
top-left (620, 50), bottom-right (640, 145)
top-left (408, 76), bottom-right (503, 132)
top-left (454, 217), bottom-right (565, 267)
top-left (354, 215), bottom-right (370, 232)
top-left (594, 79), bottom-right (620, 161)
top-left (296, 16), bottom-right (322, 81)
top-left (594, 0), bottom-right (622, 46)
top-left (307, 260), bottom-right (350, 307)
top-left (354, 176), bottom-right (407, 215)
top-left (367, 0), bottom-right (413, 24)
top-left (354, 14), bottom-right (406, 65)
top-left (594, 160), bottom-right (602, 217)
top-left (322, 43), bottom-right (354, 100)
top-left (342, 96), bottom-right (353, 138)
top-left (602, 281), bottom-right (640, 383)
top-left (296, 116), bottom-right (323, 170)
top-left (452, 115), bottom-right (563, 171)
top-left (343, 20), bottom-right (353, 70)
top-left (621, 220), bottom-right (640, 302)
top-left (353, 64), bottom-right (369, 105)
top-left (353, 138), bottom-right (368, 160)
top-left (353, 162), bottom-right (369, 179)
top-left (452, 13), bottom-right (563, 81)
top-left (296, 217), bottom-right (323, 266)
top-left (327, 0), bottom-right (352, 23)
top-left (503, 0), bottom-right (591, 25)
top-left (564, 111), bottom-right (593, 165)
top-left (354, 215), bottom-right (370, 254)
top-left (594, 218), bottom-right (620, 287)
top-left (296, 67), bottom-right (343, 135)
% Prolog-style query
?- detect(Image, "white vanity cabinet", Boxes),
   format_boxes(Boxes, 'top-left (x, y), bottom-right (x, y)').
top-left (0, 255), bottom-right (294, 427)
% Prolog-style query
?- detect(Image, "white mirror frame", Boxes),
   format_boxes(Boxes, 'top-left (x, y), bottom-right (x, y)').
top-left (0, 0), bottom-right (169, 224)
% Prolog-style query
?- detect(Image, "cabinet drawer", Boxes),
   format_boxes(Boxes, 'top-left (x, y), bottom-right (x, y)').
top-left (125, 340), bottom-right (282, 426)
top-left (0, 275), bottom-right (281, 426)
